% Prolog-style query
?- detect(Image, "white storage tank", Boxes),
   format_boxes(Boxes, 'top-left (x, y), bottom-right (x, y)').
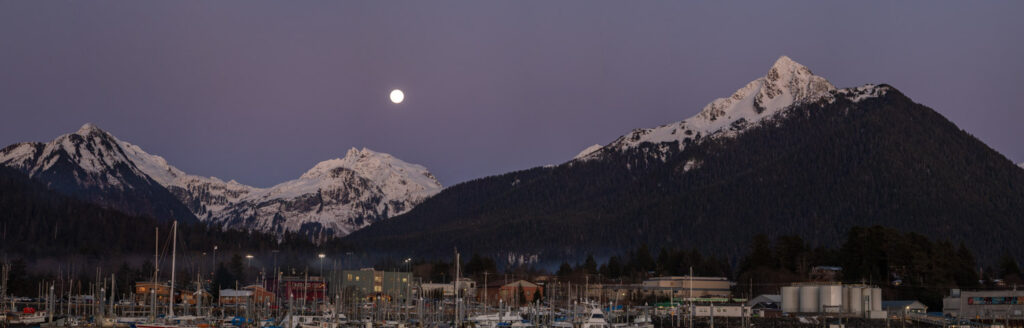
top-left (781, 286), bottom-right (800, 313)
top-left (799, 285), bottom-right (820, 313)
top-left (870, 288), bottom-right (882, 311)
top-left (841, 287), bottom-right (850, 313)
top-left (848, 286), bottom-right (863, 315)
top-left (819, 285), bottom-right (843, 312)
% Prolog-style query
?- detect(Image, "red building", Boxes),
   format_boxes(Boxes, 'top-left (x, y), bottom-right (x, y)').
top-left (278, 276), bottom-right (327, 302)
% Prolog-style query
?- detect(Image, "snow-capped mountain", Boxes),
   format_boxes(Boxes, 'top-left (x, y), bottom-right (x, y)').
top-left (210, 147), bottom-right (442, 238)
top-left (577, 56), bottom-right (885, 161)
top-left (0, 124), bottom-right (443, 237)
top-left (0, 124), bottom-right (198, 222)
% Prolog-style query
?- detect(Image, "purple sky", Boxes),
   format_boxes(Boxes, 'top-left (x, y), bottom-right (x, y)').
top-left (2, 1), bottom-right (1022, 187)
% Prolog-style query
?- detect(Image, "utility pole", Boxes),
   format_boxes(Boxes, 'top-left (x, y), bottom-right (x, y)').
top-left (483, 271), bottom-right (489, 309)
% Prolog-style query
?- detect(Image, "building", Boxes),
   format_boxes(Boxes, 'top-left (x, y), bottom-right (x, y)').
top-left (480, 280), bottom-right (543, 305)
top-left (747, 294), bottom-right (781, 310)
top-left (280, 276), bottom-right (328, 302)
top-left (219, 289), bottom-right (253, 305)
top-left (244, 285), bottom-right (276, 304)
top-left (134, 282), bottom-right (176, 305)
top-left (694, 304), bottom-right (752, 318)
top-left (422, 278), bottom-right (476, 298)
top-left (810, 266), bottom-right (843, 282)
top-left (340, 268), bottom-right (412, 301)
top-left (218, 285), bottom-right (275, 305)
top-left (942, 289), bottom-right (1024, 320)
top-left (882, 300), bottom-right (927, 315)
top-left (182, 290), bottom-right (212, 305)
top-left (604, 276), bottom-right (733, 300)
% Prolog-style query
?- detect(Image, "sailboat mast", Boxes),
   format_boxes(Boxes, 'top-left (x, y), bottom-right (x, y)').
top-left (152, 227), bottom-right (159, 321)
top-left (169, 221), bottom-right (177, 317)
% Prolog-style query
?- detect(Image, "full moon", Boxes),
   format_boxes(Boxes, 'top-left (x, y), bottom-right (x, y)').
top-left (389, 89), bottom-right (404, 104)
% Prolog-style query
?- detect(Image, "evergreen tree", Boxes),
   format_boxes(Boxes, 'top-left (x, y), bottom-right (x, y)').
top-left (582, 255), bottom-right (598, 275)
top-left (557, 262), bottom-right (572, 280)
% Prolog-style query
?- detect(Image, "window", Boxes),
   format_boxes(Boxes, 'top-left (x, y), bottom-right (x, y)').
top-left (347, 274), bottom-right (353, 281)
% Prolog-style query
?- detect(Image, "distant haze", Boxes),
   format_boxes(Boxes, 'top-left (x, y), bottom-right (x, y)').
top-left (1, 1), bottom-right (1021, 187)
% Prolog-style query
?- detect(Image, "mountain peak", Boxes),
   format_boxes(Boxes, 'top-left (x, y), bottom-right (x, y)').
top-left (595, 56), bottom-right (837, 156)
top-left (344, 147), bottom-right (387, 160)
top-left (695, 55), bottom-right (834, 122)
top-left (75, 123), bottom-right (103, 135)
top-left (769, 55), bottom-right (801, 72)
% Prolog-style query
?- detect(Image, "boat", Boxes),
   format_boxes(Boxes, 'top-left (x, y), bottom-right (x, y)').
top-left (3, 308), bottom-right (67, 328)
top-left (468, 311), bottom-right (524, 328)
top-left (580, 308), bottom-right (609, 328)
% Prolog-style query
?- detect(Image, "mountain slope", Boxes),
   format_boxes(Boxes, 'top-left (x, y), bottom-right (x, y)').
top-left (345, 57), bottom-right (1024, 264)
top-left (0, 124), bottom-right (197, 223)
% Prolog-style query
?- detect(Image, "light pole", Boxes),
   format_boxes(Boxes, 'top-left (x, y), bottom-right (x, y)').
top-left (212, 246), bottom-right (218, 280)
top-left (246, 254), bottom-right (254, 283)
top-left (318, 253), bottom-right (326, 309)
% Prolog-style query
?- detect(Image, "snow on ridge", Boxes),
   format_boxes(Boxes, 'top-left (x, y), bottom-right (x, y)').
top-left (575, 56), bottom-right (891, 162)
top-left (119, 140), bottom-right (258, 191)
top-left (574, 144), bottom-right (603, 160)
top-left (1018, 162), bottom-right (1024, 169)
top-left (607, 56), bottom-right (835, 152)
top-left (0, 143), bottom-right (41, 168)
top-left (833, 84), bottom-right (890, 103)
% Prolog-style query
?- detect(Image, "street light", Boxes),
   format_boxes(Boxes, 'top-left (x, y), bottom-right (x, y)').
top-left (318, 253), bottom-right (326, 308)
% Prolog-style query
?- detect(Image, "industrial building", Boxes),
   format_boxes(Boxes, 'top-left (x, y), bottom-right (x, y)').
top-left (942, 289), bottom-right (1024, 320)
top-left (780, 283), bottom-right (885, 318)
